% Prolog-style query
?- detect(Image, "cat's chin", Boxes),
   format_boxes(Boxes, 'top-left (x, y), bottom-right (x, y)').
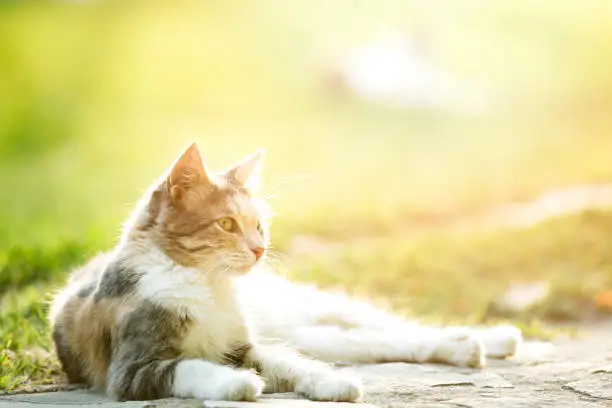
top-left (224, 265), bottom-right (256, 277)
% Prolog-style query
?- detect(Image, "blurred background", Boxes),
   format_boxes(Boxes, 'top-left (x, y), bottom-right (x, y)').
top-left (2, 0), bottom-right (612, 390)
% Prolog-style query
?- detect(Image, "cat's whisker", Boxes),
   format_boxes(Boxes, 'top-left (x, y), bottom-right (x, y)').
top-left (265, 252), bottom-right (285, 264)
top-left (265, 252), bottom-right (290, 268)
top-left (190, 258), bottom-right (226, 283)
top-left (266, 247), bottom-right (288, 259)
top-left (263, 252), bottom-right (288, 275)
top-left (262, 173), bottom-right (310, 200)
top-left (264, 259), bottom-right (285, 274)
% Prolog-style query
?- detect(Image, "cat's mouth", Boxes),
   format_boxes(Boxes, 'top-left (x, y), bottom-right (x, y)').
top-left (222, 259), bottom-right (260, 275)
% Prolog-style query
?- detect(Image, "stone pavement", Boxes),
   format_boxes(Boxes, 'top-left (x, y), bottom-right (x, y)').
top-left (2, 321), bottom-right (612, 408)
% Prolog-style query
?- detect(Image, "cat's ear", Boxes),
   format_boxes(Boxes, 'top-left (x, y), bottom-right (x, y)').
top-left (226, 149), bottom-right (265, 189)
top-left (167, 142), bottom-right (211, 194)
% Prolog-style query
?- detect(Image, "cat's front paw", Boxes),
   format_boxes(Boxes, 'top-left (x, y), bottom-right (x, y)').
top-left (480, 325), bottom-right (522, 359)
top-left (208, 370), bottom-right (264, 401)
top-left (296, 373), bottom-right (363, 403)
top-left (436, 331), bottom-right (485, 368)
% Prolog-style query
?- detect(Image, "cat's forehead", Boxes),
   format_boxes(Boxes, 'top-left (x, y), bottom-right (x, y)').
top-left (227, 192), bottom-right (259, 219)
top-left (200, 182), bottom-right (259, 221)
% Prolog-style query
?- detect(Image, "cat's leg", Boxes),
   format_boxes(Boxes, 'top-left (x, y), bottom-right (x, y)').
top-left (279, 290), bottom-right (521, 360)
top-left (108, 355), bottom-right (263, 401)
top-left (470, 325), bottom-right (522, 359)
top-left (279, 325), bottom-right (486, 368)
top-left (402, 324), bottom-right (522, 360)
top-left (245, 344), bottom-right (363, 402)
top-left (248, 274), bottom-right (520, 365)
top-left (171, 359), bottom-right (264, 401)
top-left (312, 309), bottom-right (521, 360)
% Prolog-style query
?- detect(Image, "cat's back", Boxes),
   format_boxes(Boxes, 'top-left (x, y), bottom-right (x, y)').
top-left (49, 251), bottom-right (112, 325)
top-left (68, 251), bottom-right (113, 285)
top-left (49, 251), bottom-right (130, 388)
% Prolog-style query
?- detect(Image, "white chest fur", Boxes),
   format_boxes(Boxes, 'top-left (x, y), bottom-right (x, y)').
top-left (180, 290), bottom-right (249, 362)
top-left (133, 250), bottom-right (250, 363)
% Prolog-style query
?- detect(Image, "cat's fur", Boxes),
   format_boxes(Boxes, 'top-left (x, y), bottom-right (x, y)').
top-left (50, 143), bottom-right (521, 403)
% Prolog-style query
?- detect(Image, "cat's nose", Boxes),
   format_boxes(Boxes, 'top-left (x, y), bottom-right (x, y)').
top-left (251, 246), bottom-right (265, 261)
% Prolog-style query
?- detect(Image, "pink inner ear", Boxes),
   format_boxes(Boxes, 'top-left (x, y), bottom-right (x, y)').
top-left (168, 143), bottom-right (209, 187)
top-left (229, 149), bottom-right (264, 187)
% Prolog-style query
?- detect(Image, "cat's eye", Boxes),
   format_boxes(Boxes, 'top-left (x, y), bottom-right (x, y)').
top-left (217, 217), bottom-right (238, 232)
top-left (256, 221), bottom-right (263, 234)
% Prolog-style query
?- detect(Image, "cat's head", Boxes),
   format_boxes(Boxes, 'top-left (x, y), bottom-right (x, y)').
top-left (127, 143), bottom-right (269, 275)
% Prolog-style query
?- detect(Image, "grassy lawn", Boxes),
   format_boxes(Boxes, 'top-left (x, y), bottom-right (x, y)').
top-left (1, 0), bottom-right (612, 393)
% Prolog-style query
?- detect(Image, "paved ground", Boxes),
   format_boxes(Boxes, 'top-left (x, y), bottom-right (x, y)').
top-left (2, 321), bottom-right (611, 408)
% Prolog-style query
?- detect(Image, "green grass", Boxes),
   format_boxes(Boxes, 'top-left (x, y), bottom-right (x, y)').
top-left (1, 0), bottom-right (612, 393)
top-left (288, 209), bottom-right (612, 323)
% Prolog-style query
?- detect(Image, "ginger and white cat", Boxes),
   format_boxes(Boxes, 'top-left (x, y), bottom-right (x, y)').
top-left (49, 143), bottom-right (521, 403)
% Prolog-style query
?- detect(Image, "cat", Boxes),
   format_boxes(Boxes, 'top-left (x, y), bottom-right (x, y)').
top-left (49, 142), bottom-right (521, 403)
top-left (49, 143), bottom-right (363, 402)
